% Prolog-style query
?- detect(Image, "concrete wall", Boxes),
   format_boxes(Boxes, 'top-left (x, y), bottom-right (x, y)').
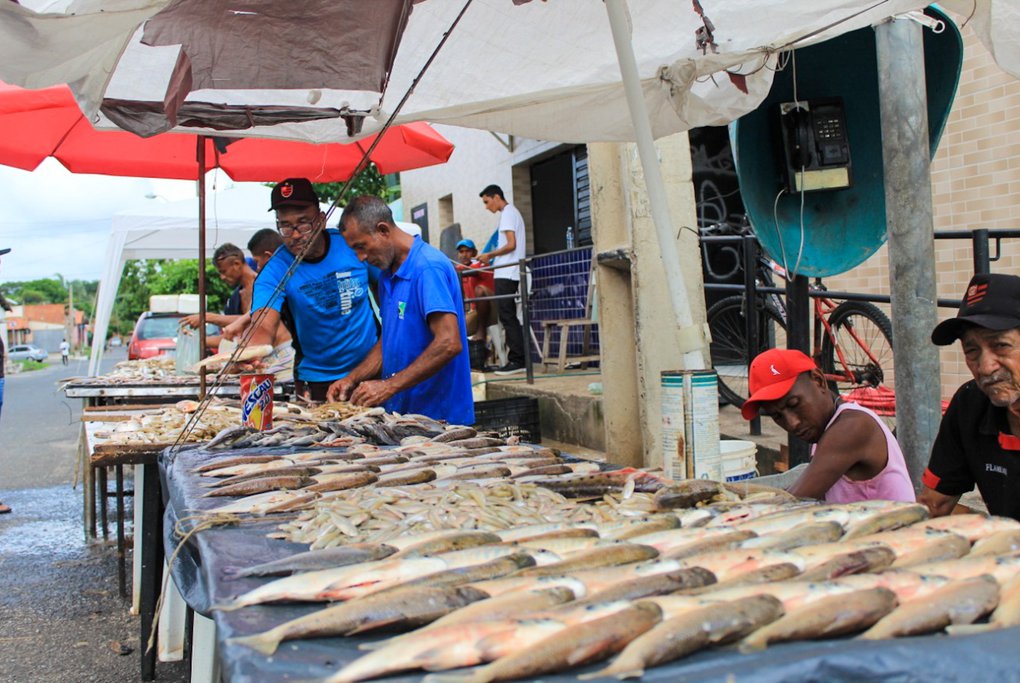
top-left (399, 125), bottom-right (563, 256)
top-left (825, 20), bottom-right (1020, 399)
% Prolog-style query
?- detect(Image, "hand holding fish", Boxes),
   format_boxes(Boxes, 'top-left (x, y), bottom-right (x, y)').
top-left (327, 377), bottom-right (358, 403)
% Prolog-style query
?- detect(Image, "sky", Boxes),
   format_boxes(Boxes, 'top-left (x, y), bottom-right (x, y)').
top-left (0, 160), bottom-right (246, 283)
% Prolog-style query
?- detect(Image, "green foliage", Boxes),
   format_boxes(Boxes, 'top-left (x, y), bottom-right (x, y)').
top-left (2, 277), bottom-right (67, 303)
top-left (108, 259), bottom-right (232, 337)
top-left (311, 164), bottom-right (400, 207)
top-left (17, 359), bottom-right (47, 372)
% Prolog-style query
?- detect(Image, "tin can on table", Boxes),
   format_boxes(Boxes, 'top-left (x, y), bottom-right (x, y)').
top-left (240, 373), bottom-right (274, 430)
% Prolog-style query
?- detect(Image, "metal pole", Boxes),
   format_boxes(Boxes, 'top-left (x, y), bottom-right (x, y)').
top-left (786, 274), bottom-right (811, 466)
top-left (520, 258), bottom-right (534, 384)
top-left (876, 18), bottom-right (942, 488)
top-left (605, 0), bottom-right (705, 371)
top-left (742, 235), bottom-right (761, 436)
top-left (973, 228), bottom-right (990, 275)
top-left (197, 137), bottom-right (208, 400)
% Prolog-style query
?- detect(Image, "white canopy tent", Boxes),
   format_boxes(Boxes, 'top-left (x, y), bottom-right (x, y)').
top-left (88, 184), bottom-right (276, 374)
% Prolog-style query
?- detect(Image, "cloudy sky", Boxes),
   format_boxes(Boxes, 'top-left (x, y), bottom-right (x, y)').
top-left (0, 160), bottom-right (245, 283)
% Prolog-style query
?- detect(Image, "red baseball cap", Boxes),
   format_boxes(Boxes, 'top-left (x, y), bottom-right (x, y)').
top-left (740, 348), bottom-right (818, 420)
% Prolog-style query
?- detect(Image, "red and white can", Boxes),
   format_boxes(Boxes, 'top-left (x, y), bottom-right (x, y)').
top-left (239, 373), bottom-right (274, 431)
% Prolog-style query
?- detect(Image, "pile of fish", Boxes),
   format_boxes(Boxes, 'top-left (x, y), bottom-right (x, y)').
top-left (191, 433), bottom-right (625, 518)
top-left (211, 498), bottom-right (1020, 682)
top-left (94, 402), bottom-right (245, 445)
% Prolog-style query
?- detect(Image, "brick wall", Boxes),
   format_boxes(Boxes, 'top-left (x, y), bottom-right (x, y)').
top-left (827, 22), bottom-right (1020, 399)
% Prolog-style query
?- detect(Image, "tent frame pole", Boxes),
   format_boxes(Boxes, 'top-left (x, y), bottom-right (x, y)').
top-left (604, 0), bottom-right (705, 370)
top-left (197, 137), bottom-right (207, 400)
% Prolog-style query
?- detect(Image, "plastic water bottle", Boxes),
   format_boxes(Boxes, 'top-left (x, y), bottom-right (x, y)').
top-left (565, 226), bottom-right (575, 250)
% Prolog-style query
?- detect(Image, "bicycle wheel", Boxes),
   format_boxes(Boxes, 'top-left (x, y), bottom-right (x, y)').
top-left (707, 295), bottom-right (788, 406)
top-left (819, 301), bottom-right (896, 424)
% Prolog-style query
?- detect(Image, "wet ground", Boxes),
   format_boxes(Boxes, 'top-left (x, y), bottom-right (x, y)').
top-left (0, 352), bottom-right (189, 682)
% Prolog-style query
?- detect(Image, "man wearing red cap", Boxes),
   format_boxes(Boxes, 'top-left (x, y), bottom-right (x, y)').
top-left (920, 273), bottom-right (1020, 520)
top-left (742, 348), bottom-right (913, 503)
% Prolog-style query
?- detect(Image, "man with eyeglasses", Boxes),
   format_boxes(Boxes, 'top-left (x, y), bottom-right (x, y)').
top-left (244, 178), bottom-right (379, 401)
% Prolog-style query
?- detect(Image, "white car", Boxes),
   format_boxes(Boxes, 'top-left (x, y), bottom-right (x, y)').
top-left (8, 344), bottom-right (48, 362)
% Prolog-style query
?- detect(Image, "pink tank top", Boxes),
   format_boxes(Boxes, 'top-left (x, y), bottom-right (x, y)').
top-left (810, 401), bottom-right (916, 504)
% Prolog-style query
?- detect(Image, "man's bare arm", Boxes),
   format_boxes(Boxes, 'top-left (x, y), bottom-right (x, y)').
top-left (786, 412), bottom-right (884, 499)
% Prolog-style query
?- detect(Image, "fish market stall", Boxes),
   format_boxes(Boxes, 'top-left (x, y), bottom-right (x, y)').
top-left (149, 417), bottom-right (1020, 683)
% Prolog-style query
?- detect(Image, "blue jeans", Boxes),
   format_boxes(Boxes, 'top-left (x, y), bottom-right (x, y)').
top-left (0, 376), bottom-right (5, 420)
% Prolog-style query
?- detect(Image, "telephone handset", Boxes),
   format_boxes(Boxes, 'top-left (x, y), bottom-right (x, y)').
top-left (778, 97), bottom-right (852, 193)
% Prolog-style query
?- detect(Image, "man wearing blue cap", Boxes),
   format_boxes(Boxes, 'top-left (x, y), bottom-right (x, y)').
top-left (455, 238), bottom-right (495, 346)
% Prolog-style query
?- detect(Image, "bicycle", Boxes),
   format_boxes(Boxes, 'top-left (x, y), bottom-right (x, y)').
top-left (705, 243), bottom-right (895, 426)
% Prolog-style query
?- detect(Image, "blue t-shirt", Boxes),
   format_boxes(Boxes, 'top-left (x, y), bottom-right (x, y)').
top-left (251, 230), bottom-right (379, 382)
top-left (379, 238), bottom-right (474, 425)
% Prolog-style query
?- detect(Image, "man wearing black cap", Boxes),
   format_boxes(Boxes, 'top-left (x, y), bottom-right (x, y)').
top-left (920, 273), bottom-right (1020, 521)
top-left (243, 179), bottom-right (379, 401)
top-left (0, 246), bottom-right (11, 513)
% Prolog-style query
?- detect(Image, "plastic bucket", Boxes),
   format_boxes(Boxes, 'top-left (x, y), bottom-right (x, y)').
top-left (468, 339), bottom-right (487, 370)
top-left (720, 440), bottom-right (757, 482)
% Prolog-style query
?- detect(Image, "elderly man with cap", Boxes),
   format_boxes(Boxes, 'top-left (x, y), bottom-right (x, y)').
top-left (327, 196), bottom-right (473, 425)
top-left (243, 178), bottom-right (379, 401)
top-left (454, 238), bottom-right (496, 345)
top-left (920, 273), bottom-right (1020, 521)
top-left (742, 347), bottom-right (913, 503)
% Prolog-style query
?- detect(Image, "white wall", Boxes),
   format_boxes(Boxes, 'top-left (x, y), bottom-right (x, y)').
top-left (399, 124), bottom-right (563, 254)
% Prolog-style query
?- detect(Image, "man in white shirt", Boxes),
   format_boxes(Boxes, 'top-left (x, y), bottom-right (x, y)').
top-left (478, 184), bottom-right (527, 375)
top-left (59, 339), bottom-right (70, 366)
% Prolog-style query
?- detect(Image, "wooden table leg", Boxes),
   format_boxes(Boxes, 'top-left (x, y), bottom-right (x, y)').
top-left (116, 464), bottom-right (127, 598)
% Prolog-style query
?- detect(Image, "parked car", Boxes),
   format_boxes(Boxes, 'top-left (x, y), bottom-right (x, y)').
top-left (127, 312), bottom-right (218, 361)
top-left (8, 343), bottom-right (49, 362)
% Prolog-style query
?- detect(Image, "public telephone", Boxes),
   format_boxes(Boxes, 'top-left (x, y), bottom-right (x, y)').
top-left (777, 97), bottom-right (852, 194)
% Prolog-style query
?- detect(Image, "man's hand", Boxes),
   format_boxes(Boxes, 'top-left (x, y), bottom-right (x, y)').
top-left (476, 252), bottom-right (491, 265)
top-left (350, 379), bottom-right (397, 407)
top-left (327, 377), bottom-right (358, 403)
top-left (180, 314), bottom-right (201, 329)
top-left (222, 317), bottom-right (248, 341)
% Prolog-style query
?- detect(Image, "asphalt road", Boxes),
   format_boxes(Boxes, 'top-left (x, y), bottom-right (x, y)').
top-left (0, 349), bottom-right (189, 682)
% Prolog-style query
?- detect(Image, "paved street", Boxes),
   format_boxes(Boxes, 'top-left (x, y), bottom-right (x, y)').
top-left (0, 349), bottom-right (189, 682)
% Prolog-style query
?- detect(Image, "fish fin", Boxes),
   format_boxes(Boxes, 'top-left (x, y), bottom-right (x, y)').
top-left (566, 641), bottom-right (613, 667)
top-left (421, 672), bottom-right (478, 683)
top-left (738, 634), bottom-right (767, 654)
top-left (945, 623), bottom-right (996, 636)
top-left (210, 601), bottom-right (244, 612)
top-left (226, 631), bottom-right (281, 656)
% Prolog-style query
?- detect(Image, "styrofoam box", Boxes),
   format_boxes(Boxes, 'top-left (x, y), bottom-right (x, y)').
top-left (149, 295), bottom-right (180, 313)
top-left (177, 294), bottom-right (200, 314)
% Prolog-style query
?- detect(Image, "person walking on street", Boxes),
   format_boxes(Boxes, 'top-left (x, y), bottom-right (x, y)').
top-left (477, 184), bottom-right (527, 375)
top-left (0, 246), bottom-right (12, 513)
top-left (59, 338), bottom-right (70, 366)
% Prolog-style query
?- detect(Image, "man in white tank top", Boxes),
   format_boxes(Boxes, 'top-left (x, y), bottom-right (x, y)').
top-left (742, 348), bottom-right (915, 503)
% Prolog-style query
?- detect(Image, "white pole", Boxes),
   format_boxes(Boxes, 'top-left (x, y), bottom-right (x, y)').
top-left (604, 0), bottom-right (706, 370)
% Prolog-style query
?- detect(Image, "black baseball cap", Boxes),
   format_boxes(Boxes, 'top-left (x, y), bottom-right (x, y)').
top-left (268, 178), bottom-right (319, 211)
top-left (931, 273), bottom-right (1020, 345)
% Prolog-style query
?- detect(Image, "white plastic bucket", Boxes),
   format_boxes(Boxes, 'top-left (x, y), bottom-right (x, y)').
top-left (720, 440), bottom-right (758, 482)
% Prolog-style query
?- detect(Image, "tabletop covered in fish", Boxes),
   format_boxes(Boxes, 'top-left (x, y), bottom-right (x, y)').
top-left (153, 429), bottom-right (1020, 683)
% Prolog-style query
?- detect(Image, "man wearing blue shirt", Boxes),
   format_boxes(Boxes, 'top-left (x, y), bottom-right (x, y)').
top-left (327, 196), bottom-right (474, 425)
top-left (246, 179), bottom-right (379, 401)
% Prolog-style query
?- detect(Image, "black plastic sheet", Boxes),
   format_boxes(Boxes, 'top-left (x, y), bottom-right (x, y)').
top-left (159, 446), bottom-right (1020, 683)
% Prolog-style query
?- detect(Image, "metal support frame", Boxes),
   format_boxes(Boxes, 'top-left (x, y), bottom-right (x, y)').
top-left (139, 462), bottom-right (164, 681)
top-left (876, 17), bottom-right (942, 486)
top-left (785, 274), bottom-right (811, 466)
top-left (741, 235), bottom-right (762, 436)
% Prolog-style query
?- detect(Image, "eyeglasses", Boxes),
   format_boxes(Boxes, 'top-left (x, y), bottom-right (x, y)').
top-left (277, 217), bottom-right (317, 236)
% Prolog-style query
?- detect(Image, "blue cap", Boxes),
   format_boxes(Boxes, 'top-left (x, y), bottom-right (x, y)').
top-left (455, 239), bottom-right (477, 251)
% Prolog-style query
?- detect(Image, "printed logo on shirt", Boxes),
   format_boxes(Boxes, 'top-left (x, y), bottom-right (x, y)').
top-left (398, 301), bottom-right (407, 320)
top-left (985, 463), bottom-right (1008, 476)
top-left (335, 271), bottom-right (364, 316)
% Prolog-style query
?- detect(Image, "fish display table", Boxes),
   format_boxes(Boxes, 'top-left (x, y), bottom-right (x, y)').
top-left (158, 446), bottom-right (1020, 683)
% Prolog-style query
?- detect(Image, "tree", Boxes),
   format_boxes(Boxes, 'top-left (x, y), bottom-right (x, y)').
top-left (147, 259), bottom-right (233, 314)
top-left (311, 164), bottom-right (400, 207)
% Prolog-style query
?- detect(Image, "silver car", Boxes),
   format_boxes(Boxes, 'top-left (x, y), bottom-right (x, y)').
top-left (7, 344), bottom-right (48, 362)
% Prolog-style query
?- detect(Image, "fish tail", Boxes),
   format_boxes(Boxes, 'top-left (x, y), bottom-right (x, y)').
top-left (226, 630), bottom-right (283, 656)
top-left (578, 664), bottom-right (644, 680)
top-left (210, 600), bottom-right (245, 612)
top-left (737, 633), bottom-right (767, 653)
